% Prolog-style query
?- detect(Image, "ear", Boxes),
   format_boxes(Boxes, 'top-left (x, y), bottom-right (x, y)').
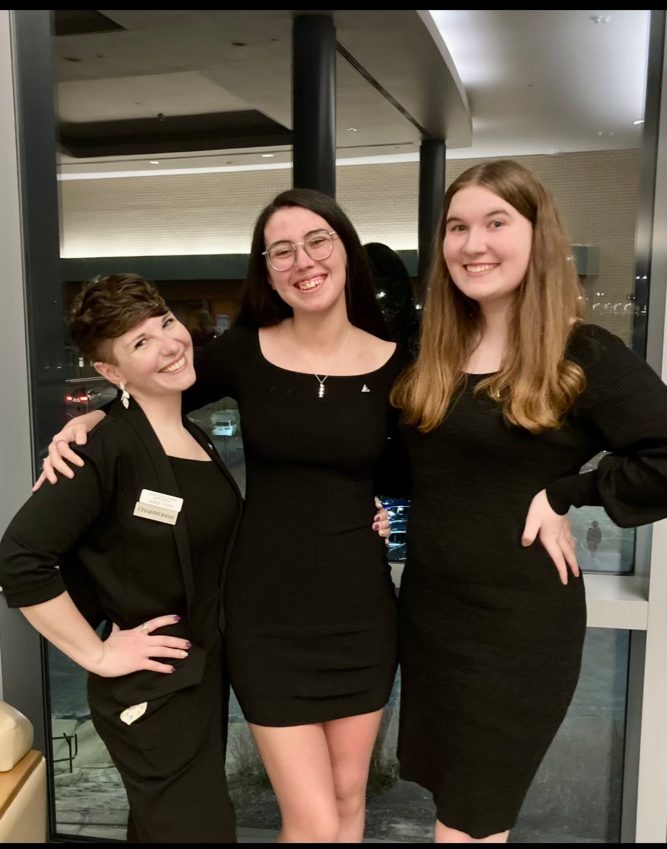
top-left (94, 360), bottom-right (123, 386)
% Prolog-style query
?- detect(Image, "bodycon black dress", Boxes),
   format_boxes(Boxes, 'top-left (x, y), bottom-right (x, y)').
top-left (185, 325), bottom-right (404, 726)
top-left (397, 324), bottom-right (667, 838)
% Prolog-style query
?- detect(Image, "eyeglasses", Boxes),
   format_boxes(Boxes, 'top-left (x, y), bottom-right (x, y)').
top-left (263, 230), bottom-right (337, 271)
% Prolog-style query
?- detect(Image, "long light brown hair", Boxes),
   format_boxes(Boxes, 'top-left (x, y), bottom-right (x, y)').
top-left (392, 159), bottom-right (586, 433)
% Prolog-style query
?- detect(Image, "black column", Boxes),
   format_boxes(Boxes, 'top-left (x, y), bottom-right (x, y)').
top-left (417, 138), bottom-right (446, 300)
top-left (292, 13), bottom-right (336, 197)
top-left (12, 10), bottom-right (65, 457)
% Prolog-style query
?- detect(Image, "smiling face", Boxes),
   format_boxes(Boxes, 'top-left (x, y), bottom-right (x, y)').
top-left (443, 183), bottom-right (533, 314)
top-left (95, 312), bottom-right (196, 400)
top-left (263, 205), bottom-right (348, 318)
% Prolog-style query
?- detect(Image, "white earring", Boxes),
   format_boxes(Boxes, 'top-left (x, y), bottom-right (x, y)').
top-left (120, 382), bottom-right (130, 409)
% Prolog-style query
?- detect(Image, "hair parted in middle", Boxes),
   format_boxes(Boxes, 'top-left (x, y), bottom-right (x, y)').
top-left (236, 187), bottom-right (390, 340)
top-left (68, 273), bottom-right (168, 363)
top-left (392, 158), bottom-right (586, 433)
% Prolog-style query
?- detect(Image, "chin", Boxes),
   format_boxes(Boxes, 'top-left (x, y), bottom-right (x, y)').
top-left (177, 366), bottom-right (196, 387)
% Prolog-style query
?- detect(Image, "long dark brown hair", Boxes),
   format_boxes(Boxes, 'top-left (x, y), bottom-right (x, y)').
top-left (236, 188), bottom-right (390, 339)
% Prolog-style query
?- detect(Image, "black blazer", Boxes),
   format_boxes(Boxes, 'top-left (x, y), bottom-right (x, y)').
top-left (0, 398), bottom-right (243, 703)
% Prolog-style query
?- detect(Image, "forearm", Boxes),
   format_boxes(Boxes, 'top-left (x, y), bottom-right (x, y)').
top-left (20, 592), bottom-right (105, 673)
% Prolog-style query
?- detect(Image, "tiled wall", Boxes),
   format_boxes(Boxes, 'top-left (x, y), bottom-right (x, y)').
top-left (60, 148), bottom-right (640, 341)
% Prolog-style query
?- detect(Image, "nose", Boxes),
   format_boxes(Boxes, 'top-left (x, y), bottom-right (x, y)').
top-left (462, 226), bottom-right (487, 255)
top-left (158, 330), bottom-right (180, 354)
top-left (293, 242), bottom-right (314, 269)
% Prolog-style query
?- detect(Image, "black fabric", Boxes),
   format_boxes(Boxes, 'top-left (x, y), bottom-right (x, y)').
top-left (0, 401), bottom-right (242, 842)
top-left (187, 326), bottom-right (405, 725)
top-left (397, 323), bottom-right (667, 838)
top-left (89, 647), bottom-right (236, 843)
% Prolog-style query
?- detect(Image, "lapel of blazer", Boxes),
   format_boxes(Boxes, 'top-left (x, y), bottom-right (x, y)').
top-left (110, 398), bottom-right (196, 610)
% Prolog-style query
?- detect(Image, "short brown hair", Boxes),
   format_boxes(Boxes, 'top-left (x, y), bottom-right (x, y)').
top-left (69, 274), bottom-right (168, 362)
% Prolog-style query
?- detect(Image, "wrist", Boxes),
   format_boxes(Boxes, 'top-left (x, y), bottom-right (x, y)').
top-left (79, 640), bottom-right (106, 674)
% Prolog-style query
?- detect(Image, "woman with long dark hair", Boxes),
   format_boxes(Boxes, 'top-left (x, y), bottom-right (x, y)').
top-left (38, 189), bottom-right (403, 843)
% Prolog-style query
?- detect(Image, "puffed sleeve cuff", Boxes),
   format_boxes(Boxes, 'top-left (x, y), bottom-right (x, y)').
top-left (545, 470), bottom-right (601, 515)
top-left (1, 571), bottom-right (67, 609)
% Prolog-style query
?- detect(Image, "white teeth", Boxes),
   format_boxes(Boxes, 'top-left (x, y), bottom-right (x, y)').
top-left (163, 356), bottom-right (185, 373)
top-left (466, 263), bottom-right (497, 273)
top-left (296, 276), bottom-right (323, 291)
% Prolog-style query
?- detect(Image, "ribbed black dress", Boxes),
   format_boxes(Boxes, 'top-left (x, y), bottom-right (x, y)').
top-left (397, 324), bottom-right (667, 838)
top-left (185, 325), bottom-right (404, 726)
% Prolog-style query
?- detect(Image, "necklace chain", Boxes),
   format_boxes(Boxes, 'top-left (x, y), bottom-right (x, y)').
top-left (298, 326), bottom-right (352, 399)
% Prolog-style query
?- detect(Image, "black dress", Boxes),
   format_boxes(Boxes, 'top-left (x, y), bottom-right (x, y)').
top-left (397, 324), bottom-right (667, 838)
top-left (185, 326), bottom-right (403, 726)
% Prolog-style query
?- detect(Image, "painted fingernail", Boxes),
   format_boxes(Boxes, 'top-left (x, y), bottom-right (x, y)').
top-left (168, 666), bottom-right (175, 673)
top-left (373, 523), bottom-right (379, 530)
top-left (184, 640), bottom-right (192, 649)
top-left (172, 614), bottom-right (181, 621)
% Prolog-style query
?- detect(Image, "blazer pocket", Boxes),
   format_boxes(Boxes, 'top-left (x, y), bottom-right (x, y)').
top-left (107, 640), bottom-right (207, 704)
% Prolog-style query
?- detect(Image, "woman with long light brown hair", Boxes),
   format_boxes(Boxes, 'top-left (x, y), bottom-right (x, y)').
top-left (392, 159), bottom-right (667, 843)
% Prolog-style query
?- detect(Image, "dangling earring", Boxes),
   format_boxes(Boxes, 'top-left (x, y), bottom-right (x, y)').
top-left (119, 382), bottom-right (130, 409)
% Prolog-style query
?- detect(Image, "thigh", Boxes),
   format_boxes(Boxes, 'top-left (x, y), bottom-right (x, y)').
top-left (324, 709), bottom-right (384, 791)
top-left (249, 722), bottom-right (337, 819)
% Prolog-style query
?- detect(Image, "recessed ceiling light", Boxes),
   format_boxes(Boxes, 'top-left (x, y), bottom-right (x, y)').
top-left (591, 15), bottom-right (611, 24)
top-left (633, 119), bottom-right (645, 125)
top-left (149, 160), bottom-right (160, 165)
top-left (261, 153), bottom-right (274, 158)
top-left (347, 127), bottom-right (358, 133)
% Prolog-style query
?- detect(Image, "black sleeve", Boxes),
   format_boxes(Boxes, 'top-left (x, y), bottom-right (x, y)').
top-left (375, 345), bottom-right (413, 499)
top-left (182, 328), bottom-right (240, 415)
top-left (545, 326), bottom-right (667, 527)
top-left (375, 407), bottom-right (412, 498)
top-left (0, 445), bottom-right (111, 609)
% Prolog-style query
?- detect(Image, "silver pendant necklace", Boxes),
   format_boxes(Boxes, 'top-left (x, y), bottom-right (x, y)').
top-left (298, 326), bottom-right (352, 399)
top-left (314, 375), bottom-right (328, 398)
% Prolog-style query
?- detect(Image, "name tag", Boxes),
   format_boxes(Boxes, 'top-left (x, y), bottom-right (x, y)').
top-left (133, 502), bottom-right (179, 525)
top-left (139, 489), bottom-right (183, 513)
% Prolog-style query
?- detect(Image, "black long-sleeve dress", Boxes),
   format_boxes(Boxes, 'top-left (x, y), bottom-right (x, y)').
top-left (185, 325), bottom-right (404, 725)
top-left (397, 324), bottom-right (667, 838)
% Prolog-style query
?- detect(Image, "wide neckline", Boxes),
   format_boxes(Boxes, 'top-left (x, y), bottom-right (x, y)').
top-left (168, 455), bottom-right (213, 463)
top-left (255, 327), bottom-right (399, 378)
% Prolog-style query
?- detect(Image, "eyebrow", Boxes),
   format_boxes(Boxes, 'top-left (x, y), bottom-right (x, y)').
top-left (446, 208), bottom-right (512, 225)
top-left (123, 313), bottom-right (172, 348)
top-left (266, 228), bottom-right (331, 248)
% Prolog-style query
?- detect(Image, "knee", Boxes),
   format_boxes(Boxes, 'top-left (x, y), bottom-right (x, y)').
top-left (334, 772), bottom-right (367, 816)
